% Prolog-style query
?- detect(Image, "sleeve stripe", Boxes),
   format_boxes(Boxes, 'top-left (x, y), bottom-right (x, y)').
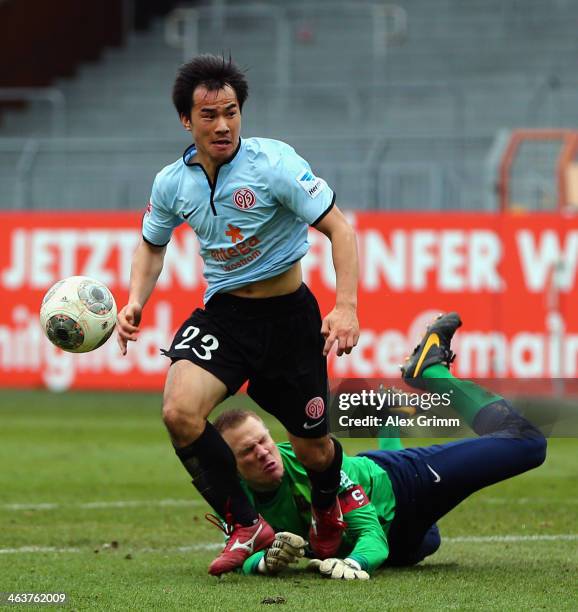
top-left (142, 234), bottom-right (170, 248)
top-left (311, 192), bottom-right (336, 227)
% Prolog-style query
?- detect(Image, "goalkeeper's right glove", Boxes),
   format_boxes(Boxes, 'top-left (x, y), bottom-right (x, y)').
top-left (257, 532), bottom-right (307, 575)
top-left (307, 557), bottom-right (370, 580)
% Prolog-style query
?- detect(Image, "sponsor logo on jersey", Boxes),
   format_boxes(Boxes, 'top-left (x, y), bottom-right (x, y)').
top-left (233, 187), bottom-right (257, 210)
top-left (305, 396), bottom-right (325, 419)
top-left (339, 470), bottom-right (355, 489)
top-left (296, 170), bottom-right (326, 199)
top-left (210, 235), bottom-right (262, 271)
top-left (210, 235), bottom-right (260, 262)
top-left (144, 201), bottom-right (152, 218)
top-left (225, 224), bottom-right (244, 244)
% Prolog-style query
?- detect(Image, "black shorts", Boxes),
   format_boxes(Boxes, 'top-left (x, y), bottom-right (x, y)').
top-left (161, 283), bottom-right (329, 438)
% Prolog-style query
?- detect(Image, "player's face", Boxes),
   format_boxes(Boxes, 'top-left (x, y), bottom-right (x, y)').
top-left (222, 417), bottom-right (284, 491)
top-left (182, 84), bottom-right (241, 167)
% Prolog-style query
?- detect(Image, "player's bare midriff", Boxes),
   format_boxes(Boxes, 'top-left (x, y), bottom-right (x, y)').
top-left (227, 261), bottom-right (302, 298)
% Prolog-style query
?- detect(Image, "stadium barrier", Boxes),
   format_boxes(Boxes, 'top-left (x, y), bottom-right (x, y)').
top-left (0, 211), bottom-right (576, 390)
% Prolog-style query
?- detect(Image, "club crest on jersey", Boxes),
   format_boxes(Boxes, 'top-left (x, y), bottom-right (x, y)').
top-left (305, 397), bottom-right (325, 419)
top-left (233, 187), bottom-right (256, 210)
top-left (296, 170), bottom-right (326, 199)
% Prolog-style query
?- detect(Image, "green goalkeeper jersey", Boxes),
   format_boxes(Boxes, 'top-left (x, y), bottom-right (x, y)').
top-left (240, 442), bottom-right (396, 575)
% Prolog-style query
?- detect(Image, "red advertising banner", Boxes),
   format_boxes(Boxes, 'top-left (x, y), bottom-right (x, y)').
top-left (1, 211), bottom-right (577, 390)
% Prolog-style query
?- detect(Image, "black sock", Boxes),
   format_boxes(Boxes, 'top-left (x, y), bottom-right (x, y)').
top-left (307, 438), bottom-right (343, 510)
top-left (174, 421), bottom-right (258, 526)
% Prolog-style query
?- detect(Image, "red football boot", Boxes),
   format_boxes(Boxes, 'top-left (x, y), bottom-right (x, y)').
top-left (309, 500), bottom-right (347, 559)
top-left (206, 514), bottom-right (275, 576)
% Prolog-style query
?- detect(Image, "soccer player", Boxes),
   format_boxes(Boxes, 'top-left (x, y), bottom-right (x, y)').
top-left (214, 313), bottom-right (547, 579)
top-left (116, 55), bottom-right (359, 575)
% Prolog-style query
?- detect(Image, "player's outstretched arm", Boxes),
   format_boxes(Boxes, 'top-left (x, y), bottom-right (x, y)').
top-left (313, 206), bottom-right (359, 356)
top-left (117, 240), bottom-right (166, 355)
top-left (331, 483), bottom-right (390, 574)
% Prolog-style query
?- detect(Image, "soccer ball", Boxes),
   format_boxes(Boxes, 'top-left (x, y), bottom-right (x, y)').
top-left (39, 276), bottom-right (117, 353)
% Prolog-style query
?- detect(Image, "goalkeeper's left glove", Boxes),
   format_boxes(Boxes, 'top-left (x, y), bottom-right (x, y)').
top-left (307, 557), bottom-right (370, 580)
top-left (257, 532), bottom-right (307, 575)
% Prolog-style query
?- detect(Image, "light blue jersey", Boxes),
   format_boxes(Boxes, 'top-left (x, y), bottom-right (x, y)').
top-left (142, 137), bottom-right (335, 302)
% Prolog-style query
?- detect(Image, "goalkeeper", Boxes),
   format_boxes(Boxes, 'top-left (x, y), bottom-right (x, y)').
top-left (212, 313), bottom-right (547, 579)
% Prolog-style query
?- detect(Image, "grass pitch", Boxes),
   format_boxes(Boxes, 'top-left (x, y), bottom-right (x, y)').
top-left (0, 390), bottom-right (576, 611)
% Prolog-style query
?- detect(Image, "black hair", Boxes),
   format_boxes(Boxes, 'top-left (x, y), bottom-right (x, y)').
top-left (172, 54), bottom-right (249, 118)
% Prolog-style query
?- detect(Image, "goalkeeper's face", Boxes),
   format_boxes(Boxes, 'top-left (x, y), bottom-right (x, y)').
top-left (221, 416), bottom-right (284, 491)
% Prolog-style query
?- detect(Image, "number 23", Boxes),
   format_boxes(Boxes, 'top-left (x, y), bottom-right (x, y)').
top-left (174, 325), bottom-right (219, 360)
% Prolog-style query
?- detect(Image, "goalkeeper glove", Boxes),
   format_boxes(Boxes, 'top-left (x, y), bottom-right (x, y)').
top-left (307, 557), bottom-right (370, 580)
top-left (257, 532), bottom-right (307, 575)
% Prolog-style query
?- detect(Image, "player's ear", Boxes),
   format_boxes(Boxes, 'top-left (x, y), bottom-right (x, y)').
top-left (180, 114), bottom-right (192, 131)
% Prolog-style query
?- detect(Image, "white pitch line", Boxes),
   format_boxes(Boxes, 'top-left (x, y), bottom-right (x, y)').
top-left (0, 543), bottom-right (222, 555)
top-left (0, 535), bottom-right (576, 555)
top-left (0, 546), bottom-right (82, 554)
top-left (445, 534), bottom-right (578, 543)
top-left (480, 497), bottom-right (578, 505)
top-left (79, 499), bottom-right (202, 509)
top-left (4, 497), bottom-right (577, 513)
top-left (3, 503), bottom-right (59, 510)
top-left (145, 544), bottom-right (222, 553)
top-left (1, 499), bottom-right (202, 511)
